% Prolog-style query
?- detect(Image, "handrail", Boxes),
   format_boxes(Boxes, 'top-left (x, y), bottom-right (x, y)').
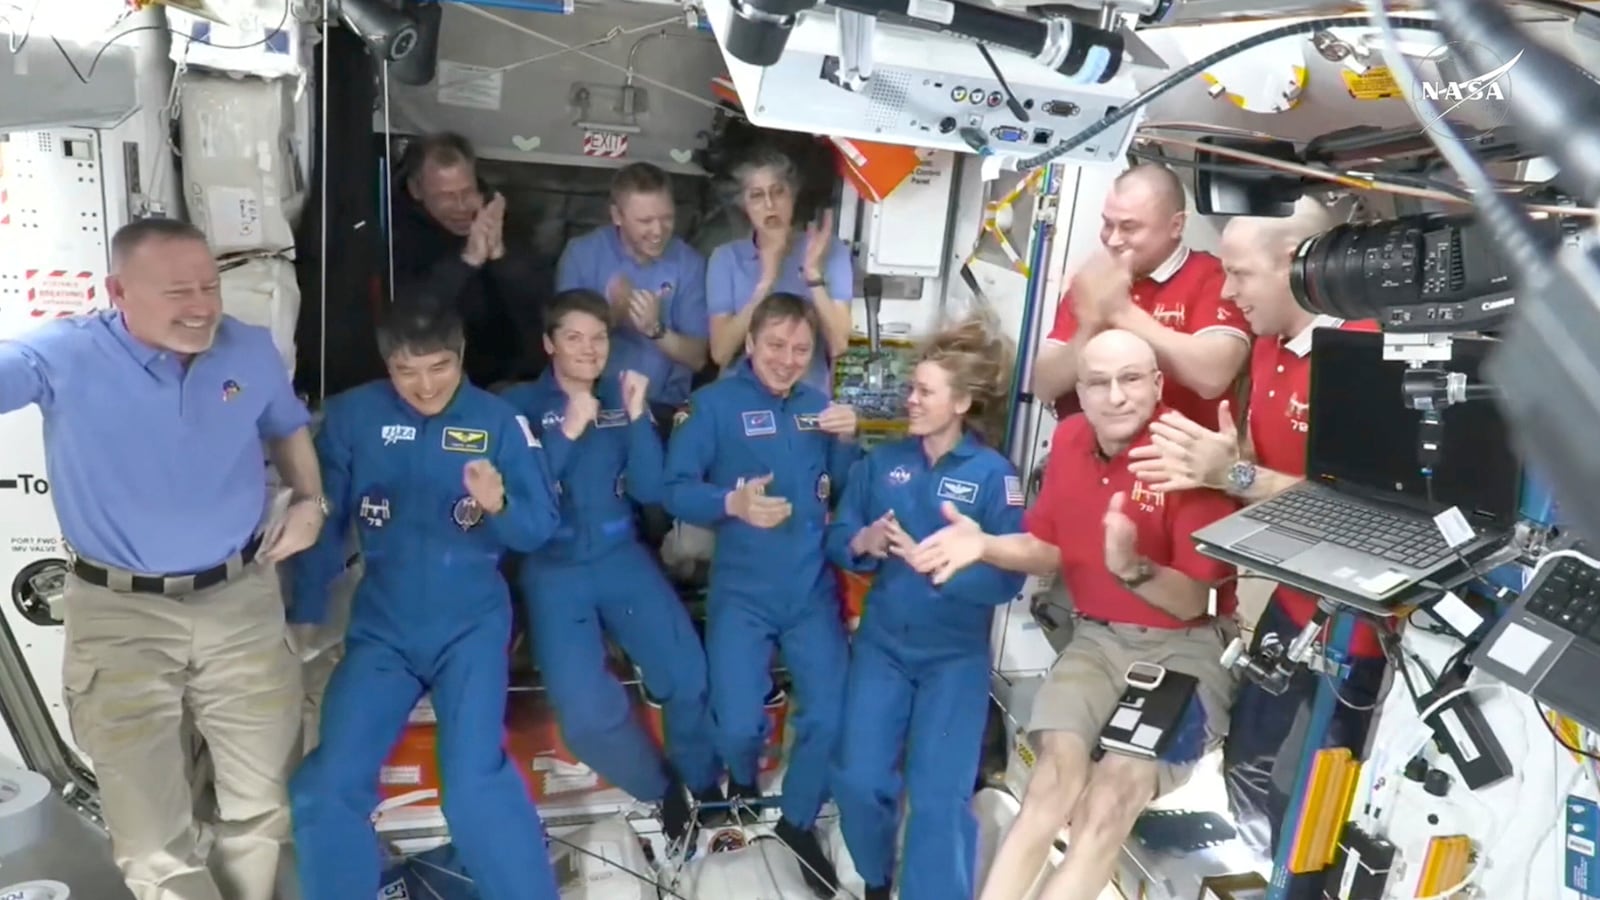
top-left (0, 608), bottom-right (101, 821)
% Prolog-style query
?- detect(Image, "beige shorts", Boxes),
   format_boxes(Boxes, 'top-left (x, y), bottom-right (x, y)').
top-left (1028, 618), bottom-right (1238, 796)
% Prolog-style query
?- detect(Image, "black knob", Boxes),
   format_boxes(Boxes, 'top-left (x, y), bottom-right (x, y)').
top-left (1404, 756), bottom-right (1430, 782)
top-left (1423, 768), bottom-right (1453, 797)
top-left (938, 117), bottom-right (957, 134)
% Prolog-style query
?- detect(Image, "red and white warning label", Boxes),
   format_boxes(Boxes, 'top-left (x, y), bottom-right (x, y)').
top-left (25, 269), bottom-right (96, 318)
top-left (582, 130), bottom-right (630, 159)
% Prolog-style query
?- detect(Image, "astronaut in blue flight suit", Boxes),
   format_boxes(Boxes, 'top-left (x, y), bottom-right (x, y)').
top-left (664, 291), bottom-right (860, 896)
top-left (500, 289), bottom-right (720, 845)
top-left (827, 321), bottom-right (1026, 900)
top-left (288, 301), bottom-right (562, 900)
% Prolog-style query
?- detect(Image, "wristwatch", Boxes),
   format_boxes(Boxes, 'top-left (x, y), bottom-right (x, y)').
top-left (646, 320), bottom-right (666, 339)
top-left (1225, 460), bottom-right (1257, 495)
top-left (1118, 558), bottom-right (1157, 590)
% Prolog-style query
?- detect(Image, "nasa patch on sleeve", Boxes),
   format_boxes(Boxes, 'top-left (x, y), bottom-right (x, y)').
top-left (515, 414), bottom-right (541, 448)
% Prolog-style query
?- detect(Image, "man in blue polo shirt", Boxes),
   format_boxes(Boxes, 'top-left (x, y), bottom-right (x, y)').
top-left (0, 218), bottom-right (324, 900)
top-left (556, 162), bottom-right (709, 419)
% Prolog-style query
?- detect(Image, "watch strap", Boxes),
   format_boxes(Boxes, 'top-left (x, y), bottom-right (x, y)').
top-left (1120, 559), bottom-right (1157, 589)
top-left (1226, 460), bottom-right (1258, 493)
top-left (297, 494), bottom-right (331, 517)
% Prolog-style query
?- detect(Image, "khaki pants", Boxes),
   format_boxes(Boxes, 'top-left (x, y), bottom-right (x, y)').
top-left (1028, 618), bottom-right (1238, 796)
top-left (61, 565), bottom-right (304, 900)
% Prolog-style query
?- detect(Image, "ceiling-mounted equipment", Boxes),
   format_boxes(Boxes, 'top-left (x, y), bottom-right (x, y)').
top-left (335, 0), bottom-right (420, 62)
top-left (702, 0), bottom-right (1142, 164)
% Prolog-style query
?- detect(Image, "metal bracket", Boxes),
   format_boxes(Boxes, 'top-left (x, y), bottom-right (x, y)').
top-left (1305, 642), bottom-right (1352, 679)
top-left (835, 9), bottom-right (876, 92)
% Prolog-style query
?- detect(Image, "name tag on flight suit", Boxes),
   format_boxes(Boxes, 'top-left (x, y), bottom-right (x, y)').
top-left (442, 428), bottom-right (489, 453)
top-left (794, 413), bottom-right (822, 431)
top-left (596, 409), bottom-right (629, 429)
top-left (937, 477), bottom-right (980, 505)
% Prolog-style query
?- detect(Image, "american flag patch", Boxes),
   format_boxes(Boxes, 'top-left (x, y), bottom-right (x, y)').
top-left (1005, 475), bottom-right (1024, 507)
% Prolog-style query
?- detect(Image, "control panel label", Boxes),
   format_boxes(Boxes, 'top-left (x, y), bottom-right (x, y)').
top-left (1565, 794), bottom-right (1600, 895)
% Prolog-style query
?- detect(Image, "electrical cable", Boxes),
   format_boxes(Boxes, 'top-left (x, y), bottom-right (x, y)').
top-left (49, 0), bottom-right (295, 85)
top-left (1142, 132), bottom-right (1597, 216)
top-left (1365, 0), bottom-right (1550, 281)
top-left (1125, 144), bottom-right (1489, 213)
top-left (1422, 474), bottom-right (1495, 590)
top-left (730, 796), bottom-right (862, 900)
top-left (1018, 15), bottom-right (1442, 170)
top-left (1533, 700), bottom-right (1600, 762)
top-left (1, 0), bottom-right (42, 53)
top-left (451, 1), bottom-right (723, 112)
top-left (543, 832), bottom-right (693, 900)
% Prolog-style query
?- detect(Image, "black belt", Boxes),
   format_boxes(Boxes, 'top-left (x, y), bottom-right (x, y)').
top-left (73, 533), bottom-right (264, 596)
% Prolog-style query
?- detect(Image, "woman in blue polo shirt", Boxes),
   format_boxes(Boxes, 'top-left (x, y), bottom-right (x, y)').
top-left (706, 146), bottom-right (855, 395)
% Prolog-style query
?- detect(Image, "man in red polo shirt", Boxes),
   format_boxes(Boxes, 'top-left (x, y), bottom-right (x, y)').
top-left (1030, 163), bottom-right (1251, 428)
top-left (1126, 199), bottom-right (1386, 856)
top-left (908, 329), bottom-right (1239, 900)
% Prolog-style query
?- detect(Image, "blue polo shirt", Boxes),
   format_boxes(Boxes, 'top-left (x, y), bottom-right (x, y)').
top-left (556, 226), bottom-right (709, 407)
top-left (706, 233), bottom-right (854, 396)
top-left (0, 312), bottom-right (311, 574)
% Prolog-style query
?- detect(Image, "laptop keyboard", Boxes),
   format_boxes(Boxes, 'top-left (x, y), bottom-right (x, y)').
top-left (1249, 489), bottom-right (1455, 570)
top-left (1525, 557), bottom-right (1600, 642)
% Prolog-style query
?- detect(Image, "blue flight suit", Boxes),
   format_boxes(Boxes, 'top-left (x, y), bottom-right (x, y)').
top-left (663, 360), bottom-right (860, 827)
top-left (288, 380), bottom-right (561, 900)
top-left (501, 373), bottom-right (718, 802)
top-left (827, 433), bottom-right (1026, 898)
top-left (556, 226), bottom-right (710, 408)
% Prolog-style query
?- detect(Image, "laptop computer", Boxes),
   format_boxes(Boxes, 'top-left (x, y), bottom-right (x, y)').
top-left (1190, 329), bottom-right (1521, 605)
top-left (1472, 548), bottom-right (1600, 732)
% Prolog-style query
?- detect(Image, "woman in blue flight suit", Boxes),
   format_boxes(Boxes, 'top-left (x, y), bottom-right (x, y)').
top-left (501, 289), bottom-right (720, 845)
top-left (828, 320), bottom-right (1027, 900)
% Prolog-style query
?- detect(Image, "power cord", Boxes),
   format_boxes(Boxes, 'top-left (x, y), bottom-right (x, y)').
top-left (1533, 699), bottom-right (1600, 762)
top-left (1422, 473), bottom-right (1495, 590)
top-left (1018, 15), bottom-right (1442, 170)
top-left (47, 0), bottom-right (294, 85)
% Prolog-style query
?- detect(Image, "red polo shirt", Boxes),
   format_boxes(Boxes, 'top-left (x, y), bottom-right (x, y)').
top-left (1247, 315), bottom-right (1384, 658)
top-left (1025, 412), bottom-right (1239, 629)
top-left (1048, 247), bottom-right (1249, 427)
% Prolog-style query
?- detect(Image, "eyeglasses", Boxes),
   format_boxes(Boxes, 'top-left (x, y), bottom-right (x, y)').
top-left (1080, 369), bottom-right (1156, 395)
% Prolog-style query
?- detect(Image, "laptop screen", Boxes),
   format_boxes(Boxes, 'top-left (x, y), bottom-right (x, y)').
top-left (1306, 329), bottom-right (1521, 527)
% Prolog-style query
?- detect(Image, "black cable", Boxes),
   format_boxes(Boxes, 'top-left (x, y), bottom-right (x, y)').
top-left (1533, 700), bottom-right (1600, 762)
top-left (1126, 146), bottom-right (1478, 201)
top-left (976, 43), bottom-right (1029, 123)
top-left (48, 0), bottom-right (294, 86)
top-left (1423, 473), bottom-right (1494, 590)
top-left (1019, 15), bottom-right (1441, 170)
top-left (1380, 631), bottom-right (1428, 705)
